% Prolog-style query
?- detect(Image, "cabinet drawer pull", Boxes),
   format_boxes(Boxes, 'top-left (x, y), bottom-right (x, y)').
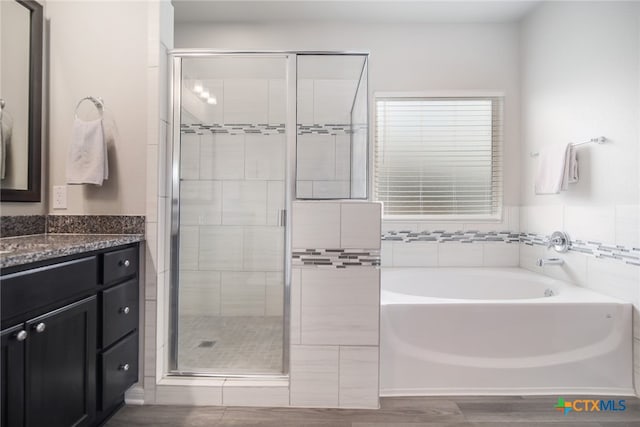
top-left (119, 306), bottom-right (131, 315)
top-left (118, 363), bottom-right (130, 371)
top-left (15, 330), bottom-right (28, 341)
top-left (119, 259), bottom-right (131, 268)
top-left (34, 322), bottom-right (46, 333)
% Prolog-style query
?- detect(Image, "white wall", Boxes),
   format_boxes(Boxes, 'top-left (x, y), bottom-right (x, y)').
top-left (46, 0), bottom-right (148, 215)
top-left (519, 0), bottom-right (640, 395)
top-left (176, 21), bottom-right (521, 210)
top-left (520, 1), bottom-right (640, 243)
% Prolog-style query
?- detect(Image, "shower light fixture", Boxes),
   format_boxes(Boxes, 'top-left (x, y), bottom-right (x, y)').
top-left (193, 81), bottom-right (203, 93)
top-left (200, 90), bottom-right (210, 99)
top-left (207, 97), bottom-right (217, 105)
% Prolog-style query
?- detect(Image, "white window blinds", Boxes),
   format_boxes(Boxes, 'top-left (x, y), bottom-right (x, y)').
top-left (375, 97), bottom-right (503, 218)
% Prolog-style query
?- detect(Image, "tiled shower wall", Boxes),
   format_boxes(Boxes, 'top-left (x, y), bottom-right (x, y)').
top-left (178, 69), bottom-right (288, 318)
top-left (291, 201), bottom-right (381, 408)
top-left (179, 129), bottom-right (286, 316)
top-left (297, 79), bottom-right (359, 199)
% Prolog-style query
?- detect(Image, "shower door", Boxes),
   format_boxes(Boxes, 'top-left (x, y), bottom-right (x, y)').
top-left (171, 54), bottom-right (291, 375)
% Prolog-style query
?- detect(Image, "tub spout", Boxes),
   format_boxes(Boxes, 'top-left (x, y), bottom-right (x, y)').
top-left (536, 257), bottom-right (564, 267)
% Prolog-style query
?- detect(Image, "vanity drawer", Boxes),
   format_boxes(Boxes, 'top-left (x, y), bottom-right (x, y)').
top-left (103, 247), bottom-right (138, 286)
top-left (1, 256), bottom-right (98, 323)
top-left (102, 278), bottom-right (138, 348)
top-left (100, 331), bottom-right (138, 410)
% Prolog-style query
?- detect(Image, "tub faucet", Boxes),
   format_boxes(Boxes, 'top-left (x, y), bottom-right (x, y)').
top-left (536, 257), bottom-right (564, 267)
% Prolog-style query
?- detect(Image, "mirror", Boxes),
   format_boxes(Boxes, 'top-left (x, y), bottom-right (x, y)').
top-left (0, 0), bottom-right (43, 202)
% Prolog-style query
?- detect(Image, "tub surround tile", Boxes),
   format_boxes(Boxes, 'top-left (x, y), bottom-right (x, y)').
top-left (391, 242), bottom-right (438, 267)
top-left (381, 230), bottom-right (519, 244)
top-left (0, 233), bottom-right (144, 269)
top-left (586, 256), bottom-right (640, 306)
top-left (564, 205), bottom-right (616, 246)
top-left (438, 243), bottom-right (484, 267)
top-left (0, 215), bottom-right (46, 237)
top-left (519, 243), bottom-right (544, 273)
top-left (482, 243), bottom-right (520, 267)
top-left (541, 249), bottom-right (588, 286)
top-left (383, 228), bottom-right (640, 268)
top-left (380, 241), bottom-right (393, 267)
top-left (520, 232), bottom-right (640, 267)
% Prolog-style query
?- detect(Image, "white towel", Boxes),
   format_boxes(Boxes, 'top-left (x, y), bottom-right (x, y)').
top-left (66, 118), bottom-right (108, 185)
top-left (564, 144), bottom-right (578, 188)
top-left (535, 144), bottom-right (571, 194)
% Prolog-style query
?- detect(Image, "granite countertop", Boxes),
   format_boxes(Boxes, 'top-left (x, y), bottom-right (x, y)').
top-left (0, 234), bottom-right (144, 269)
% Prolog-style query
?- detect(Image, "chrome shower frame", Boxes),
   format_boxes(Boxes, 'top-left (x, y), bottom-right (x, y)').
top-left (167, 50), bottom-right (369, 379)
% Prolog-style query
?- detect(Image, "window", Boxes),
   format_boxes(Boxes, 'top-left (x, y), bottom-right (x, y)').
top-left (375, 96), bottom-right (503, 218)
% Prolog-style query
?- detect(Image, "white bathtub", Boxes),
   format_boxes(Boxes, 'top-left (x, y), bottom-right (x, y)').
top-left (380, 268), bottom-right (634, 396)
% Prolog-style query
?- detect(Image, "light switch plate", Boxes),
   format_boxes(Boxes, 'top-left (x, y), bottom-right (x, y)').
top-left (53, 185), bottom-right (67, 209)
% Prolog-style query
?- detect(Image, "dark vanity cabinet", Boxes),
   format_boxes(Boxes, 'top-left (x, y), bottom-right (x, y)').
top-left (0, 243), bottom-right (140, 427)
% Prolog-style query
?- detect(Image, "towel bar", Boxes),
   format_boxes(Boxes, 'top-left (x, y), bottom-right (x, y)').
top-left (75, 96), bottom-right (104, 120)
top-left (529, 136), bottom-right (606, 157)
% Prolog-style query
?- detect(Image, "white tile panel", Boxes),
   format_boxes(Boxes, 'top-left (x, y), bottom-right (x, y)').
top-left (245, 134), bottom-right (285, 180)
top-left (438, 243), bottom-right (483, 267)
top-left (198, 226), bottom-right (243, 271)
top-left (292, 202), bottom-right (341, 249)
top-left (339, 346), bottom-right (379, 409)
top-left (290, 345), bottom-right (339, 407)
top-left (200, 134), bottom-right (245, 180)
top-left (222, 181), bottom-right (268, 226)
top-left (300, 268), bottom-right (379, 345)
top-left (340, 203), bottom-right (381, 249)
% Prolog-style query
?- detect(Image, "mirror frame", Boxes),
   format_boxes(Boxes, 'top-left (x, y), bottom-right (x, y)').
top-left (0, 0), bottom-right (43, 202)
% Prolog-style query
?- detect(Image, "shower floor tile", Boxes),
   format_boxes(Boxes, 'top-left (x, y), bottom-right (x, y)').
top-left (177, 315), bottom-right (284, 374)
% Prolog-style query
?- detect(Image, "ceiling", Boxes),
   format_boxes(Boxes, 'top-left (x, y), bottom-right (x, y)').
top-left (173, 0), bottom-right (541, 24)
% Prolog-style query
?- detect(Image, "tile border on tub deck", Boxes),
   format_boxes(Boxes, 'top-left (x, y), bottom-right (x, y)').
top-left (381, 230), bottom-right (520, 243)
top-left (381, 229), bottom-right (640, 267)
top-left (520, 232), bottom-right (640, 266)
top-left (292, 248), bottom-right (380, 268)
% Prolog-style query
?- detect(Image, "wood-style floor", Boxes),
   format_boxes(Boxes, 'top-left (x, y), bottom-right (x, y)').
top-left (105, 396), bottom-right (640, 426)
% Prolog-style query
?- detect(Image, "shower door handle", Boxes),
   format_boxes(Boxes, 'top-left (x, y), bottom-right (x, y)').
top-left (278, 209), bottom-right (287, 227)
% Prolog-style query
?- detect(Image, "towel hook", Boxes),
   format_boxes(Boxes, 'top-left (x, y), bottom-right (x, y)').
top-left (75, 96), bottom-right (104, 120)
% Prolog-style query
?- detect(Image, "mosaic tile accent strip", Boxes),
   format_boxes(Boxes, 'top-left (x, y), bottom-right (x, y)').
top-left (46, 215), bottom-right (145, 234)
top-left (180, 123), bottom-right (354, 136)
top-left (381, 230), bottom-right (520, 243)
top-left (0, 215), bottom-right (46, 238)
top-left (520, 232), bottom-right (640, 267)
top-left (383, 229), bottom-right (640, 266)
top-left (292, 248), bottom-right (380, 268)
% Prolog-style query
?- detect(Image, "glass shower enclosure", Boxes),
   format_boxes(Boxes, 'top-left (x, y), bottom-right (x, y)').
top-left (169, 51), bottom-right (368, 377)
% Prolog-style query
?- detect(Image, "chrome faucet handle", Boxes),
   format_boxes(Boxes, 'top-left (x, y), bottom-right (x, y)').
top-left (547, 231), bottom-right (570, 253)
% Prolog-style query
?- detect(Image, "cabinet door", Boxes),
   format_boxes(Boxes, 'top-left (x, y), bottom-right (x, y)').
top-left (1, 325), bottom-right (26, 427)
top-left (25, 297), bottom-right (96, 427)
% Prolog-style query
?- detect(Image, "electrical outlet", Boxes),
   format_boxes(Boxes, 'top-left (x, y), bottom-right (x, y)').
top-left (53, 185), bottom-right (67, 209)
